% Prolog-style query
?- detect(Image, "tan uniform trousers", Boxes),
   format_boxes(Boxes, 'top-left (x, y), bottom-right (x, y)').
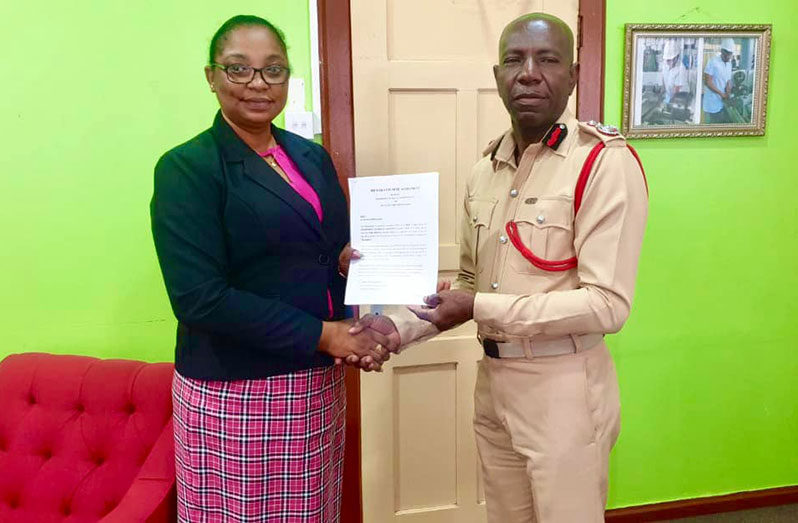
top-left (474, 342), bottom-right (621, 523)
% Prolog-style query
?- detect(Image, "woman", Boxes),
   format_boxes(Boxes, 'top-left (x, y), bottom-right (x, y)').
top-left (150, 15), bottom-right (386, 522)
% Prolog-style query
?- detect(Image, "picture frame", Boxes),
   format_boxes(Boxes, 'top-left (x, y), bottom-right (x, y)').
top-left (622, 24), bottom-right (772, 138)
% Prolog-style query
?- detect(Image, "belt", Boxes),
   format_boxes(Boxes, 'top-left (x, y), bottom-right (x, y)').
top-left (482, 333), bottom-right (603, 359)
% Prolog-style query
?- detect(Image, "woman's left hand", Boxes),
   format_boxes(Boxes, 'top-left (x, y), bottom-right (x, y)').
top-left (337, 243), bottom-right (362, 278)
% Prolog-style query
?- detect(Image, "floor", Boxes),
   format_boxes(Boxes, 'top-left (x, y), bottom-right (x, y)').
top-left (669, 503), bottom-right (798, 522)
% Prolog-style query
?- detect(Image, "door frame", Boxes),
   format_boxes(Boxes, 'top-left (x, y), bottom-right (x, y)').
top-left (317, 2), bottom-right (361, 522)
top-left (317, 1), bottom-right (606, 521)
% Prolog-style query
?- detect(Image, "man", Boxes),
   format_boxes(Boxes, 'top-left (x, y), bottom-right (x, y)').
top-left (662, 40), bottom-right (688, 104)
top-left (703, 38), bottom-right (735, 123)
top-left (351, 13), bottom-right (648, 522)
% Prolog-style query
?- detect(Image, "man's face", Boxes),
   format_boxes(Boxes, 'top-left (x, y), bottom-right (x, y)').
top-left (493, 20), bottom-right (578, 131)
top-left (721, 49), bottom-right (733, 63)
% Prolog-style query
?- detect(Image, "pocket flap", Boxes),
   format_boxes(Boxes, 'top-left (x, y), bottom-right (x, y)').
top-left (514, 197), bottom-right (572, 231)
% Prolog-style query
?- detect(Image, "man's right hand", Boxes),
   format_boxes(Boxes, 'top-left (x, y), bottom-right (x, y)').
top-left (318, 320), bottom-right (387, 371)
top-left (344, 279), bottom-right (447, 363)
top-left (348, 314), bottom-right (401, 354)
top-left (341, 313), bottom-right (401, 370)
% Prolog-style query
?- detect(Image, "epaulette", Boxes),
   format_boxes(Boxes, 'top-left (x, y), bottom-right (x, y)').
top-left (578, 120), bottom-right (627, 147)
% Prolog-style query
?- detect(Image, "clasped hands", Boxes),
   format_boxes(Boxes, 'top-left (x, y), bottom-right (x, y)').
top-left (319, 280), bottom-right (476, 372)
top-left (318, 315), bottom-right (401, 372)
top-left (333, 245), bottom-right (475, 371)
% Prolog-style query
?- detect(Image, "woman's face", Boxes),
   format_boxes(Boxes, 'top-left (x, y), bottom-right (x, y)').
top-left (205, 26), bottom-right (289, 131)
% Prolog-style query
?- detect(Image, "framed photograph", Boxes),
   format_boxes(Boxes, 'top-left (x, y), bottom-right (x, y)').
top-left (622, 24), bottom-right (771, 138)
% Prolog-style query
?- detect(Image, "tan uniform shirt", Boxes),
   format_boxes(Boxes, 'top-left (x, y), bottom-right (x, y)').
top-left (393, 109), bottom-right (648, 346)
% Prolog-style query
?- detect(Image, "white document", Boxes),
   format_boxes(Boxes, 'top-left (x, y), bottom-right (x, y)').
top-left (345, 172), bottom-right (439, 305)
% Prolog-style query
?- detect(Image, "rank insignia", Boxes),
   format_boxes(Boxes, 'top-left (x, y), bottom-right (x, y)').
top-left (544, 123), bottom-right (568, 150)
top-left (597, 123), bottom-right (620, 136)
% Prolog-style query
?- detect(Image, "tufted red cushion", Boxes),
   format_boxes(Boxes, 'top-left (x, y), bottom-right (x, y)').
top-left (0, 353), bottom-right (175, 522)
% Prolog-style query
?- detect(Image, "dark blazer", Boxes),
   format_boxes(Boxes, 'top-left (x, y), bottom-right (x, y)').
top-left (150, 112), bottom-right (349, 380)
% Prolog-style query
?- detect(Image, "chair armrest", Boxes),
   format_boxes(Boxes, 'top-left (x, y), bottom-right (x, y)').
top-left (101, 419), bottom-right (176, 522)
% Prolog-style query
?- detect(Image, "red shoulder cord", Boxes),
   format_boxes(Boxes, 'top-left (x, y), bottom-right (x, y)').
top-left (505, 143), bottom-right (648, 272)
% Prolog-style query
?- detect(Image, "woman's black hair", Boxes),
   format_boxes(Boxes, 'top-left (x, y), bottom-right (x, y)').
top-left (209, 15), bottom-right (288, 64)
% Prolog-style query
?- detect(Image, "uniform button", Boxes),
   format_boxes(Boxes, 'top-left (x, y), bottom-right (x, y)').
top-left (536, 215), bottom-right (546, 224)
top-left (510, 189), bottom-right (519, 198)
top-left (499, 235), bottom-right (508, 244)
top-left (491, 282), bottom-right (499, 290)
top-left (472, 216), bottom-right (478, 223)
top-left (318, 254), bottom-right (330, 265)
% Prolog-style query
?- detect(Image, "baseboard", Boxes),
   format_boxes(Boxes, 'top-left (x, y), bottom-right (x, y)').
top-left (605, 485), bottom-right (798, 522)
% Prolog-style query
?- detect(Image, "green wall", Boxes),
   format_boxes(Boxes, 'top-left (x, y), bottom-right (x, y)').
top-left (605, 0), bottom-right (798, 508)
top-left (2, 0), bottom-right (795, 511)
top-left (0, 2), bottom-right (315, 362)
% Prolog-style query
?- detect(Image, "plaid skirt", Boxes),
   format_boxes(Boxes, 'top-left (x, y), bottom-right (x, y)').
top-left (173, 365), bottom-right (346, 523)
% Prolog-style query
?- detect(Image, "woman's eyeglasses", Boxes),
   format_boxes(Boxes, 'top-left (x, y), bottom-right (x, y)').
top-left (210, 63), bottom-right (290, 85)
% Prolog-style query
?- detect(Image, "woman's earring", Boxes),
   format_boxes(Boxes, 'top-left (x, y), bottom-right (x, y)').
top-left (210, 84), bottom-right (216, 92)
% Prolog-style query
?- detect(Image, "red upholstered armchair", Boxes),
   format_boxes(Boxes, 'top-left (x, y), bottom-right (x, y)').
top-left (0, 353), bottom-right (176, 522)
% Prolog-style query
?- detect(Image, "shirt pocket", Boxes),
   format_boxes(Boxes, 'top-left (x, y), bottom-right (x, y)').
top-left (467, 197), bottom-right (498, 272)
top-left (508, 196), bottom-right (576, 274)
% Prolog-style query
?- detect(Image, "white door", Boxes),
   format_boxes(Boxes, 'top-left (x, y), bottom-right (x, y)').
top-left (350, 2), bottom-right (579, 521)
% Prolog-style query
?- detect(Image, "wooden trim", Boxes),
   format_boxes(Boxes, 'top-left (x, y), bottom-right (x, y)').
top-left (318, 0), bottom-right (356, 198)
top-left (606, 486), bottom-right (798, 522)
top-left (577, 0), bottom-right (606, 122)
top-left (339, 366), bottom-right (363, 523)
top-left (317, 1), bottom-right (362, 523)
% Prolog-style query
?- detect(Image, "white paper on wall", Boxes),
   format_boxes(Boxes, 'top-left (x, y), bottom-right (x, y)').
top-left (287, 78), bottom-right (306, 112)
top-left (285, 111), bottom-right (315, 139)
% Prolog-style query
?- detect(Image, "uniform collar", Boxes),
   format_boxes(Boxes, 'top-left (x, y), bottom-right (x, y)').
top-left (490, 129), bottom-right (518, 169)
top-left (489, 107), bottom-right (579, 171)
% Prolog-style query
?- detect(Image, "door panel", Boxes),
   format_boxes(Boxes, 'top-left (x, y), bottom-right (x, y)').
top-left (351, 1), bottom-right (579, 521)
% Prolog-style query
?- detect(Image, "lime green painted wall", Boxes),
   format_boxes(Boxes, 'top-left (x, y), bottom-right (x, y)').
top-left (605, 0), bottom-right (798, 508)
top-left (2, 0), bottom-right (795, 510)
top-left (0, 3), bottom-right (315, 362)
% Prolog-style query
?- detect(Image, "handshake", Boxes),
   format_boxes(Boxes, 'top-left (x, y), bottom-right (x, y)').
top-left (317, 279), bottom-right (476, 371)
top-left (318, 314), bottom-right (401, 372)
top-left (321, 247), bottom-right (475, 371)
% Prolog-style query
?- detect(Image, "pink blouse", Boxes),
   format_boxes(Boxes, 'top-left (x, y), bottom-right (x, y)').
top-left (261, 146), bottom-right (323, 222)
top-left (260, 145), bottom-right (333, 319)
